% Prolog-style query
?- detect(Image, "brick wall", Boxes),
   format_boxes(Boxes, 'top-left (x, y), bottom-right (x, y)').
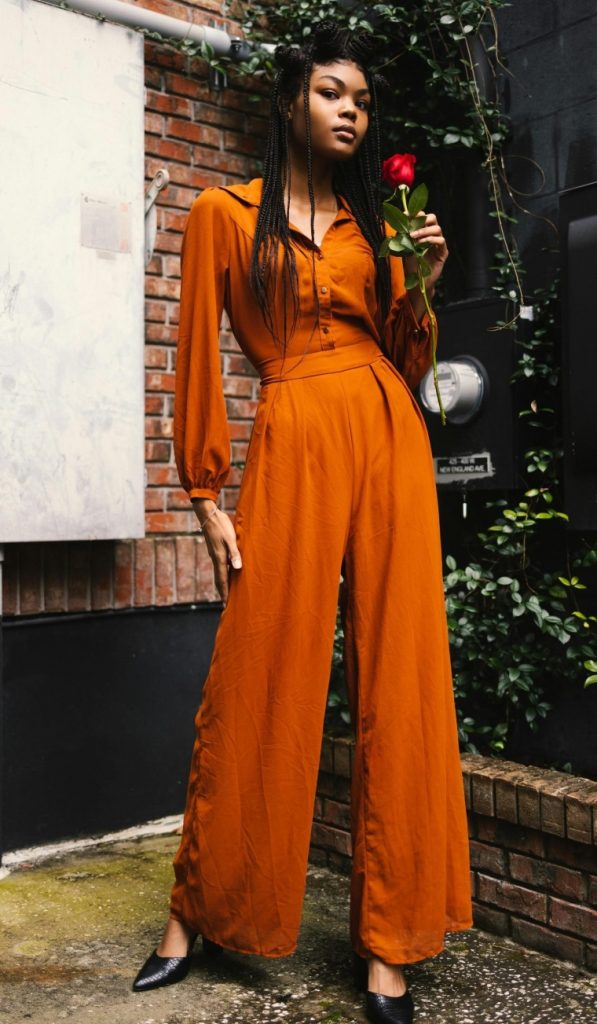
top-left (310, 739), bottom-right (597, 971)
top-left (2, 0), bottom-right (268, 618)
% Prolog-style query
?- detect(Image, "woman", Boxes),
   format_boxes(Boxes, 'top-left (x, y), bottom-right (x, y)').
top-left (132, 21), bottom-right (473, 1024)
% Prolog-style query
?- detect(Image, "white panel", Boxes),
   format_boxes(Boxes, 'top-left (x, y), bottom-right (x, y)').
top-left (0, 0), bottom-right (145, 541)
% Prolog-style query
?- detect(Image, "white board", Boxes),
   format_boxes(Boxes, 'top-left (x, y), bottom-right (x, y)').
top-left (0, 0), bottom-right (145, 541)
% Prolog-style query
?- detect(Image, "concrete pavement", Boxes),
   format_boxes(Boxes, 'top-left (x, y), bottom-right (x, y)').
top-left (1, 829), bottom-right (596, 1023)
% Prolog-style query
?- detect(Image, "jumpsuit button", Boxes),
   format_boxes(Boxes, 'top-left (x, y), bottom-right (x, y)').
top-left (321, 286), bottom-right (327, 294)
top-left (322, 326), bottom-right (329, 334)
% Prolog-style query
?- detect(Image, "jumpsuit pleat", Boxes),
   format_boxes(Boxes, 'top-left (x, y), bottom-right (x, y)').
top-left (169, 177), bottom-right (473, 964)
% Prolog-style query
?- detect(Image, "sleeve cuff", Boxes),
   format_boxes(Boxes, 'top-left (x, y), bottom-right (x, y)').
top-left (189, 487), bottom-right (220, 502)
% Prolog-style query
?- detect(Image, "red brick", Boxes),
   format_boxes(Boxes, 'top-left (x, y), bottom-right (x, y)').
top-left (223, 376), bottom-right (258, 398)
top-left (193, 102), bottom-right (246, 130)
top-left (469, 840), bottom-right (507, 875)
top-left (146, 90), bottom-right (193, 118)
top-left (146, 371), bottom-right (176, 392)
top-left (90, 542), bottom-right (113, 610)
top-left (146, 440), bottom-right (170, 462)
top-left (475, 817), bottom-right (546, 858)
top-left (322, 798), bottom-right (351, 831)
top-left (145, 488), bottom-right (165, 511)
top-left (472, 902), bottom-right (510, 935)
top-left (541, 777), bottom-right (584, 837)
top-left (144, 111), bottom-right (164, 135)
top-left (155, 538), bottom-right (175, 605)
top-left (146, 395), bottom-right (165, 415)
top-left (166, 117), bottom-right (220, 148)
top-left (311, 821), bottom-right (352, 857)
top-left (146, 511), bottom-right (193, 534)
top-left (113, 541), bottom-right (133, 609)
top-left (167, 488), bottom-right (192, 510)
top-left (42, 542), bottom-right (67, 614)
top-left (175, 535), bottom-right (196, 604)
top-left (145, 277), bottom-right (181, 300)
top-left (146, 136), bottom-right (192, 164)
top-left (18, 544), bottom-right (43, 614)
top-left (145, 418), bottom-right (173, 439)
top-left (2, 544), bottom-right (19, 615)
top-left (134, 538), bottom-right (155, 606)
top-left (471, 771), bottom-right (496, 817)
top-left (67, 543), bottom-right (90, 612)
top-left (476, 875), bottom-right (547, 922)
top-left (509, 852), bottom-right (585, 901)
top-left (328, 850), bottom-right (352, 876)
top-left (511, 917), bottom-right (585, 966)
top-left (145, 303), bottom-right (167, 325)
top-left (549, 897), bottom-right (597, 941)
top-left (147, 465), bottom-right (180, 487)
top-left (545, 834), bottom-right (597, 873)
top-left (308, 846), bottom-right (328, 868)
top-left (146, 323), bottom-right (178, 344)
top-left (333, 736), bottom-right (352, 779)
top-left (566, 784), bottom-right (597, 845)
top-left (223, 354), bottom-right (257, 377)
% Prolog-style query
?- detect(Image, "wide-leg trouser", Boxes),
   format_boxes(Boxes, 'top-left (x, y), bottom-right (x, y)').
top-left (169, 338), bottom-right (473, 964)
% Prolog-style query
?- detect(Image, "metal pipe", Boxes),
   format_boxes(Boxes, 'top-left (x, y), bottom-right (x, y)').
top-left (42, 0), bottom-right (273, 57)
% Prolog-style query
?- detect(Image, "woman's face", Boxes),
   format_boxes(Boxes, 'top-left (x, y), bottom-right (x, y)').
top-left (286, 60), bottom-right (370, 162)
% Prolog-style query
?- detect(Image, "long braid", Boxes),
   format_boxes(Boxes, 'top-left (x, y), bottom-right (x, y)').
top-left (249, 20), bottom-right (393, 358)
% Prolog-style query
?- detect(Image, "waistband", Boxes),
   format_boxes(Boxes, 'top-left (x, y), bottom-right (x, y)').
top-left (258, 338), bottom-right (385, 385)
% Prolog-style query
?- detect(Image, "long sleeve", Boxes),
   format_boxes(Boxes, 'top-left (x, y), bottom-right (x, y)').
top-left (173, 188), bottom-right (231, 502)
top-left (381, 219), bottom-right (437, 393)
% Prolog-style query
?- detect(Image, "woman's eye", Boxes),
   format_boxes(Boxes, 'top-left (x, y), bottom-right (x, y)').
top-left (321, 90), bottom-right (369, 111)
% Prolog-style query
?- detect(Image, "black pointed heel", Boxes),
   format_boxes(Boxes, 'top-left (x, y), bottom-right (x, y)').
top-left (352, 951), bottom-right (368, 992)
top-left (132, 931), bottom-right (198, 992)
top-left (202, 935), bottom-right (224, 957)
top-left (365, 989), bottom-right (414, 1024)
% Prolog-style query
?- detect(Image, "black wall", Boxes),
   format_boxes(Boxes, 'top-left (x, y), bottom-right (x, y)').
top-left (2, 606), bottom-right (221, 853)
top-left (497, 1), bottom-right (597, 290)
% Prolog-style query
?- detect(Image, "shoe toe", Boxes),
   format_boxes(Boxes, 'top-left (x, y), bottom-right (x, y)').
top-left (365, 988), bottom-right (414, 1024)
top-left (132, 950), bottom-right (190, 992)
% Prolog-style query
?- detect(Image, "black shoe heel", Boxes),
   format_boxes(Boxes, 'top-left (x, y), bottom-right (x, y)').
top-left (365, 989), bottom-right (414, 1024)
top-left (352, 951), bottom-right (368, 992)
top-left (202, 935), bottom-right (224, 957)
top-left (132, 931), bottom-right (198, 992)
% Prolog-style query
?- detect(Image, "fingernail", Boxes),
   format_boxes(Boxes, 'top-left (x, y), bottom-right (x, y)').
top-left (232, 557), bottom-right (242, 568)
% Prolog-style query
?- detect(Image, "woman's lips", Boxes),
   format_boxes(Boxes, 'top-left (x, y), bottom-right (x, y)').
top-left (333, 127), bottom-right (356, 142)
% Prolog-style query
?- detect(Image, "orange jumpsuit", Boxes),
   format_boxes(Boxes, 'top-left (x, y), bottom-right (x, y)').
top-left (169, 177), bottom-right (473, 964)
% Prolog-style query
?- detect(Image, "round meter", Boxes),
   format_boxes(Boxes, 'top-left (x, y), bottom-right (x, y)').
top-left (419, 356), bottom-right (488, 424)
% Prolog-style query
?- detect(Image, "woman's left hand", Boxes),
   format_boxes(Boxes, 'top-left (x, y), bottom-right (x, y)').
top-left (403, 212), bottom-right (449, 292)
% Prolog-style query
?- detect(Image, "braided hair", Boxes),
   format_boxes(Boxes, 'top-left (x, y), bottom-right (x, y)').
top-left (249, 20), bottom-right (392, 359)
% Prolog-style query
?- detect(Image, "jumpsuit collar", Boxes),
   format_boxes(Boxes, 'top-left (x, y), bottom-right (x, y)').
top-left (217, 177), bottom-right (357, 234)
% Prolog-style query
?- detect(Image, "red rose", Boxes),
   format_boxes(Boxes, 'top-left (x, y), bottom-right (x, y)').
top-left (381, 152), bottom-right (417, 189)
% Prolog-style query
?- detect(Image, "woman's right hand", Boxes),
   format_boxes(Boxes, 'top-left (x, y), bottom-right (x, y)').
top-left (191, 498), bottom-right (242, 606)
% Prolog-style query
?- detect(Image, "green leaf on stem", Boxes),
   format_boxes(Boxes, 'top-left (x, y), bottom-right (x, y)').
top-left (404, 272), bottom-right (419, 290)
top-left (389, 235), bottom-right (414, 255)
top-left (383, 202), bottom-right (410, 232)
top-left (407, 183), bottom-right (428, 216)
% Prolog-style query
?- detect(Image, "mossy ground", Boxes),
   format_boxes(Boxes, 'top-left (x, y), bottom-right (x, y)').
top-left (0, 832), bottom-right (595, 1023)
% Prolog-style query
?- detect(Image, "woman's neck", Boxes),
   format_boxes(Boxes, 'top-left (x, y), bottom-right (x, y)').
top-left (281, 150), bottom-right (337, 209)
